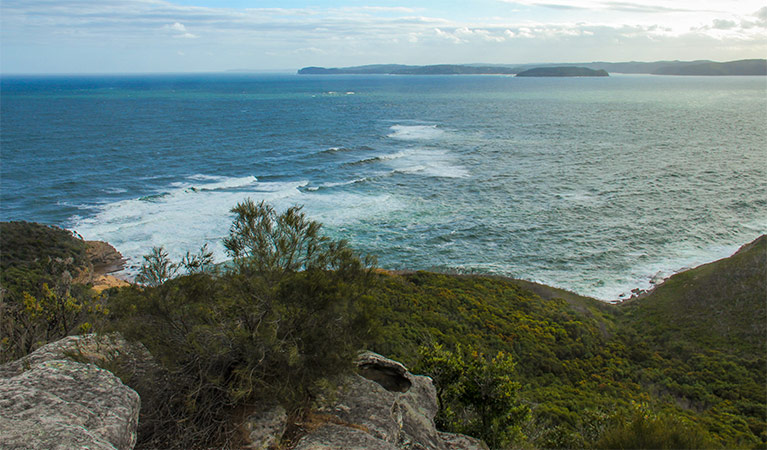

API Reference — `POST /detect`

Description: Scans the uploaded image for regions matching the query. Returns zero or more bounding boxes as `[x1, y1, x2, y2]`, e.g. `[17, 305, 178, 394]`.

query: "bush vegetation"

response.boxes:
[0, 222, 103, 362]
[366, 265, 765, 449]
[104, 200, 377, 448]
[415, 343, 530, 448]
[1, 215, 764, 449]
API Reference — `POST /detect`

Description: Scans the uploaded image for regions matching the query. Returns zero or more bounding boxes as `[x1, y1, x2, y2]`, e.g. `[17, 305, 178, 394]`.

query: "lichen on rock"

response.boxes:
[291, 351, 487, 450]
[0, 334, 141, 450]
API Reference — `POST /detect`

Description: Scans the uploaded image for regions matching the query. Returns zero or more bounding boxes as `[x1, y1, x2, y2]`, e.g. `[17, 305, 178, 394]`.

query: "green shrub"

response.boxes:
[416, 342, 530, 449]
[595, 402, 719, 449]
[107, 199, 375, 449]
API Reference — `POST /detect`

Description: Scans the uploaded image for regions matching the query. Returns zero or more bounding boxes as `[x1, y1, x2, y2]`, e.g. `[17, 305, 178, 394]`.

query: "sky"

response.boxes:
[1, 0, 765, 73]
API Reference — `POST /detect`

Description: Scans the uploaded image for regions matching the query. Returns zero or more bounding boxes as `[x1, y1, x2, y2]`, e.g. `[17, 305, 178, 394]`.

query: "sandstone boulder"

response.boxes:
[292, 351, 487, 450]
[294, 423, 400, 450]
[242, 404, 288, 450]
[439, 432, 490, 450]
[0, 334, 142, 450]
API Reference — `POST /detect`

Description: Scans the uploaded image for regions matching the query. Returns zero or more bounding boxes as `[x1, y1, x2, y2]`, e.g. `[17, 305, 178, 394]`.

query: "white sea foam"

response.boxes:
[388, 125, 445, 141]
[557, 240, 749, 301]
[384, 148, 470, 179]
[171, 175, 259, 191]
[318, 178, 369, 189]
[346, 151, 408, 166]
[187, 174, 222, 181]
[346, 148, 468, 179]
[69, 174, 400, 277]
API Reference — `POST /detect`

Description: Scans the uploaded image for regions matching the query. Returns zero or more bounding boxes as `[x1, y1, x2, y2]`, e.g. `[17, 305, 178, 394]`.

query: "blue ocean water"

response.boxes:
[1, 73, 765, 300]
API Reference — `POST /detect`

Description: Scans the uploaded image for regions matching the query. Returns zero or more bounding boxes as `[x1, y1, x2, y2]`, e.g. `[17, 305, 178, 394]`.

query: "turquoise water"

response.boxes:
[2, 73, 765, 299]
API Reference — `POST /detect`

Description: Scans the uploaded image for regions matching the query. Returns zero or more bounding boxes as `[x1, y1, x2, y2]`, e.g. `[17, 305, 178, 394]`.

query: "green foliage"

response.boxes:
[1, 280, 106, 362]
[620, 236, 767, 357]
[3, 218, 764, 450]
[181, 244, 215, 274]
[0, 221, 90, 297]
[136, 244, 215, 287]
[0, 221, 89, 273]
[595, 402, 719, 449]
[224, 200, 338, 282]
[416, 343, 530, 448]
[136, 247, 179, 287]
[367, 267, 766, 449]
[106, 199, 375, 449]
[0, 222, 104, 363]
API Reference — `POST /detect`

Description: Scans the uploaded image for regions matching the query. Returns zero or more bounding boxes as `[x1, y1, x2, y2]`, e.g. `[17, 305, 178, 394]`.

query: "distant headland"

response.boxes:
[297, 59, 766, 76]
[297, 64, 517, 75]
[515, 67, 608, 77]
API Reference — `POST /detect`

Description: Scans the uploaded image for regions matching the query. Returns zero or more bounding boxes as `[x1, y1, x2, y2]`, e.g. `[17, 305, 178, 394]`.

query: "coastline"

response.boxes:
[84, 240, 131, 292]
[118, 234, 760, 305]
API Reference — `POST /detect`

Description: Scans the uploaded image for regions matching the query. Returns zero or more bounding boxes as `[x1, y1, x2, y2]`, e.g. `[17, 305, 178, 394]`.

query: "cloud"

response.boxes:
[163, 21, 197, 38]
[434, 28, 465, 43]
[711, 19, 737, 30]
[291, 47, 326, 55]
[603, 2, 694, 13]
[433, 27, 511, 43]
[1, 0, 765, 73]
[342, 6, 419, 14]
[500, 0, 758, 14]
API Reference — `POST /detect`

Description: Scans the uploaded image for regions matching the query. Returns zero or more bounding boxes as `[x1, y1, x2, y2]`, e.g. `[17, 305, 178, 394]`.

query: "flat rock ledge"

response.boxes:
[291, 351, 488, 450]
[0, 335, 141, 450]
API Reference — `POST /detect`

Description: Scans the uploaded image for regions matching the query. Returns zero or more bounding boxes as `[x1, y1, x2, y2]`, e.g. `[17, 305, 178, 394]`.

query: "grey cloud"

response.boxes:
[2, 0, 446, 39]
[711, 19, 737, 29]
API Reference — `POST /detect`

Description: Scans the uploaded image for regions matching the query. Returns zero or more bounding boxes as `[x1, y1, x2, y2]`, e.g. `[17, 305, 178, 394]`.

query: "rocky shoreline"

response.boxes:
[84, 240, 131, 292]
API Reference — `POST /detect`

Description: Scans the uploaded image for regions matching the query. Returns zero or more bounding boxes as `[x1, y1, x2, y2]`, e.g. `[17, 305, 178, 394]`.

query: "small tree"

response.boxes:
[181, 244, 215, 274]
[417, 343, 530, 449]
[223, 199, 335, 283]
[221, 198, 376, 403]
[136, 247, 178, 287]
[137, 244, 216, 286]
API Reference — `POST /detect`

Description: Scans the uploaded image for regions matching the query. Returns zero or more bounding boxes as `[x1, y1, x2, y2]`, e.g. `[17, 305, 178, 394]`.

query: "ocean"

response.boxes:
[1, 73, 765, 300]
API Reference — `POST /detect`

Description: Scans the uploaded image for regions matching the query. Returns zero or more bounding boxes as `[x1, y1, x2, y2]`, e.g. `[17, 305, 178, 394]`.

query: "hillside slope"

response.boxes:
[369, 238, 767, 448]
[621, 235, 766, 356]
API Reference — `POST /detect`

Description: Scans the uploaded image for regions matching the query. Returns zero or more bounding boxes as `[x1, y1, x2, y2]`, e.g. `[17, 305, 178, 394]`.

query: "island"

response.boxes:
[515, 66, 609, 77]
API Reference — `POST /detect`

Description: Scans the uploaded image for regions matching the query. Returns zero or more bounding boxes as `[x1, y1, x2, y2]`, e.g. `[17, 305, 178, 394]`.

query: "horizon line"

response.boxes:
[2, 58, 765, 77]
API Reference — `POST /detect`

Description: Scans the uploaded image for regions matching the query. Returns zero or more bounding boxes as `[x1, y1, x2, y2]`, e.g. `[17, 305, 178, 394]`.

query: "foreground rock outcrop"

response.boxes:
[291, 352, 488, 450]
[1, 336, 485, 450]
[0, 335, 141, 450]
